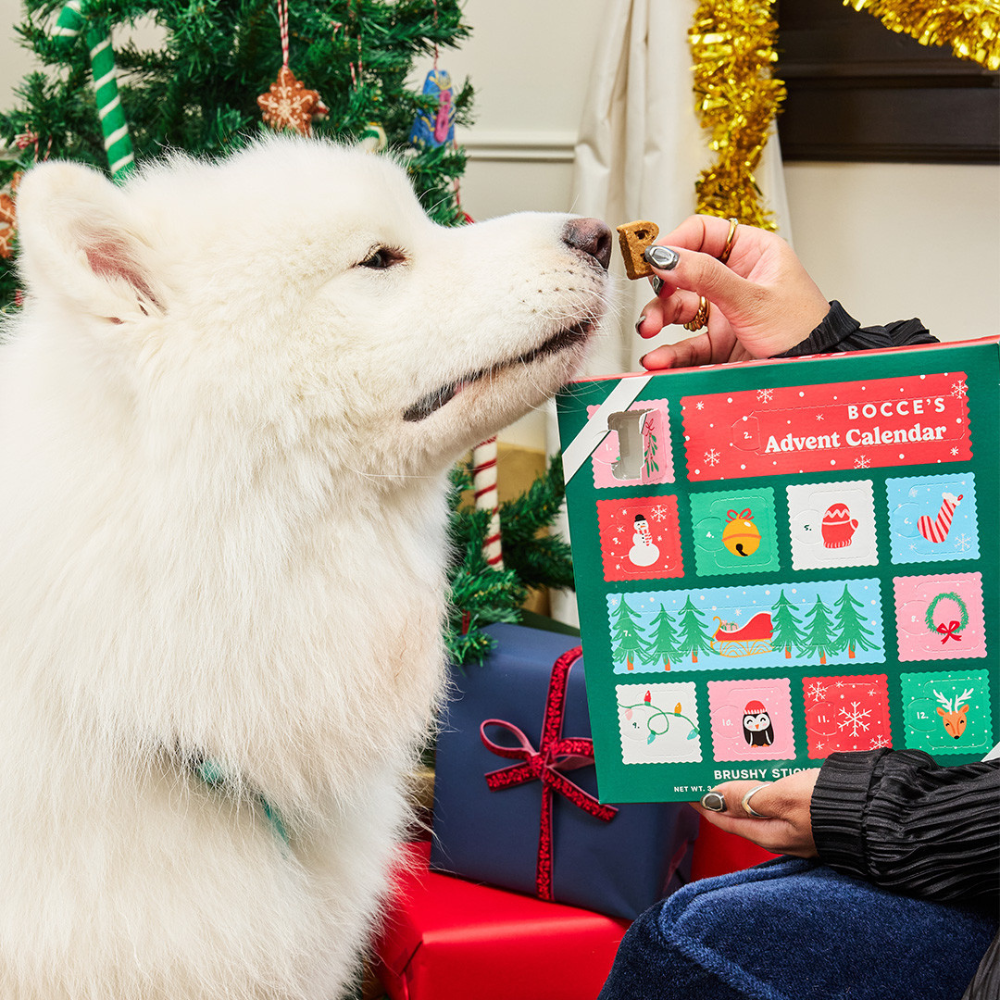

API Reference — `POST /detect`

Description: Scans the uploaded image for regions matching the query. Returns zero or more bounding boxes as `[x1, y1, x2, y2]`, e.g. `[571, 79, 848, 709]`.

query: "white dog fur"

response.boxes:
[0, 137, 609, 998]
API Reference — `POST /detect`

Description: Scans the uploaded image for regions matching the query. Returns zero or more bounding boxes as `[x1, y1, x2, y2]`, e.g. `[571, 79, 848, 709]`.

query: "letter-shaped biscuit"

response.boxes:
[616, 220, 660, 279]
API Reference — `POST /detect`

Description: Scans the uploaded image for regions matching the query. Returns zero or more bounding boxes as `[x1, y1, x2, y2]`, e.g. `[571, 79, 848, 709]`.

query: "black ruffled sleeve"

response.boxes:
[811, 748, 1000, 905]
[776, 300, 938, 357]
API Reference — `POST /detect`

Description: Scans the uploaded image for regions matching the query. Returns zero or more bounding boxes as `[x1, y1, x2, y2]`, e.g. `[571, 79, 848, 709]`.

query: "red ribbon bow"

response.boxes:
[937, 620, 963, 643]
[726, 508, 753, 522]
[480, 646, 618, 902]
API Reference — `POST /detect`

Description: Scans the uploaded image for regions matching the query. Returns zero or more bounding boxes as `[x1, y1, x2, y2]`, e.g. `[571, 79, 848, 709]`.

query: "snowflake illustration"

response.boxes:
[869, 734, 891, 750]
[756, 388, 773, 403]
[854, 454, 870, 469]
[954, 533, 972, 552]
[704, 448, 721, 467]
[696, 400, 704, 410]
[816, 413, 824, 421]
[950, 447, 959, 457]
[807, 681, 828, 702]
[649, 505, 671, 522]
[837, 701, 872, 738]
[951, 379, 968, 399]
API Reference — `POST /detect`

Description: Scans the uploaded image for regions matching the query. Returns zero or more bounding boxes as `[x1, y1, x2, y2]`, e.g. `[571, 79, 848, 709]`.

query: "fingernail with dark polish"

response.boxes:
[651, 276, 664, 295]
[644, 246, 679, 270]
[635, 316, 645, 334]
[701, 791, 727, 813]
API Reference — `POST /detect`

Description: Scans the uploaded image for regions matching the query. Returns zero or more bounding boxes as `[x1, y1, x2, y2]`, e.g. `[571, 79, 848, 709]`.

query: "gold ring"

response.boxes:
[719, 217, 739, 265]
[741, 784, 769, 819]
[683, 296, 710, 332]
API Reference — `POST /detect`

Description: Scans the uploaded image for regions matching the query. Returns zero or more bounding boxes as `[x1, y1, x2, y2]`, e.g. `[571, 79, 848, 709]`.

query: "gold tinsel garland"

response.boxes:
[688, 0, 786, 231]
[845, 0, 1000, 72]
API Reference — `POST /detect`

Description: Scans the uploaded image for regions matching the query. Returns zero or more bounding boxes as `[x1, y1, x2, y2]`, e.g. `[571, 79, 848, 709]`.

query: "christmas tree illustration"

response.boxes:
[640, 603, 679, 670]
[676, 596, 714, 665]
[831, 584, 878, 659]
[771, 589, 804, 659]
[802, 595, 838, 665]
[610, 596, 648, 671]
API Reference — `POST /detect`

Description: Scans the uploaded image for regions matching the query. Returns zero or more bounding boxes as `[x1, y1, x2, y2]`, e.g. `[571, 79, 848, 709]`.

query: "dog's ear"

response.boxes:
[15, 161, 164, 322]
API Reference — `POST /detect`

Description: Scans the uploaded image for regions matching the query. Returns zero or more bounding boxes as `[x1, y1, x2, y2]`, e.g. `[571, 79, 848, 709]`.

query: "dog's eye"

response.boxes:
[358, 247, 403, 270]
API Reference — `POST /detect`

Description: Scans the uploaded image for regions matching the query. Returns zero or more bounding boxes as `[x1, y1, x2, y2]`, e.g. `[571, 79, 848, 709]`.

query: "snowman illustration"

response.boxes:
[628, 514, 660, 567]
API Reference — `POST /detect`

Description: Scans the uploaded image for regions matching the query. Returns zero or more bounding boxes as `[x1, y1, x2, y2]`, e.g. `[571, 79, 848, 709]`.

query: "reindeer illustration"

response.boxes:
[934, 688, 973, 740]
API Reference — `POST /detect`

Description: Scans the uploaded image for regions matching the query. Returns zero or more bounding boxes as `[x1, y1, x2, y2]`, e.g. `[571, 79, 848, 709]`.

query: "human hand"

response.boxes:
[635, 215, 831, 369]
[690, 769, 821, 858]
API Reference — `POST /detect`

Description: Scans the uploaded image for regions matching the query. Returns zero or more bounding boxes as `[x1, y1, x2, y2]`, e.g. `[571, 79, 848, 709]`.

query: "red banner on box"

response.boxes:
[682, 372, 971, 481]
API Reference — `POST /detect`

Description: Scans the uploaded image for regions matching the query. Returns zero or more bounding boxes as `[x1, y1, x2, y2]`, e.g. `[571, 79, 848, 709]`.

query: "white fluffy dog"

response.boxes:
[0, 138, 610, 998]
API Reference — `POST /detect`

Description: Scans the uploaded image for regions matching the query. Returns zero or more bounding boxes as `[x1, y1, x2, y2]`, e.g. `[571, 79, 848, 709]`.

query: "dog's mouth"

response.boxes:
[402, 321, 593, 423]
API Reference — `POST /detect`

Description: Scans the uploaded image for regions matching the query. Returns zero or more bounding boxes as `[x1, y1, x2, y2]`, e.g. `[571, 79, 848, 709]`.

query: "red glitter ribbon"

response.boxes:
[937, 620, 963, 643]
[480, 646, 618, 901]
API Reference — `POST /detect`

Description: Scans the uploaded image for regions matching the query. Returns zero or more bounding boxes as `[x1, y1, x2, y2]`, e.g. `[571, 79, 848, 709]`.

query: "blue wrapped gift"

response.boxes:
[430, 622, 699, 920]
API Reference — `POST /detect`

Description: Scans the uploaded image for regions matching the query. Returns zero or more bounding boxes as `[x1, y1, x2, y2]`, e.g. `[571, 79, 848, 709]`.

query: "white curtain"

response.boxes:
[549, 0, 791, 625]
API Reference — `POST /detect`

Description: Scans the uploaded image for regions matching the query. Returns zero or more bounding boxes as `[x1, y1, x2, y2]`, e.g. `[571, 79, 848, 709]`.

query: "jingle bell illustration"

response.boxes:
[821, 503, 858, 548]
[722, 508, 761, 557]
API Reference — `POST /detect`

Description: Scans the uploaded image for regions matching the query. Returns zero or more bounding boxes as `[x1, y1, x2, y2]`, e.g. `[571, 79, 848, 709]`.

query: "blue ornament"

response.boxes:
[409, 68, 455, 149]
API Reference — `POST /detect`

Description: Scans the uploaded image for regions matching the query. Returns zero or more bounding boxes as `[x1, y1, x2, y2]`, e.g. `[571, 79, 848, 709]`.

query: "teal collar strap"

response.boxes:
[191, 757, 290, 846]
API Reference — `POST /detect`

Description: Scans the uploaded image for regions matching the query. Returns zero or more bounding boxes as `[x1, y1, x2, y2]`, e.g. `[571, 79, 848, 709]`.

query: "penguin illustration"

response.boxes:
[742, 700, 774, 747]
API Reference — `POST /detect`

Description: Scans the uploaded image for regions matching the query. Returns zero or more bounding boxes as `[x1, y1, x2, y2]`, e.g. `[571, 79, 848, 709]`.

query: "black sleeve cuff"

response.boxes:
[775, 301, 937, 358]
[810, 749, 891, 880]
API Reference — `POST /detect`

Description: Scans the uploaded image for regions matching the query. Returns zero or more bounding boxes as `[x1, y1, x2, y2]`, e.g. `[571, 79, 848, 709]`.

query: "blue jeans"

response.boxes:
[598, 858, 996, 1000]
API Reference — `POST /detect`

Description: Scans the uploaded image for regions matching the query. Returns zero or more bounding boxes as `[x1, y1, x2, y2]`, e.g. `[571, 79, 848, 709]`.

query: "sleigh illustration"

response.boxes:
[711, 613, 774, 657]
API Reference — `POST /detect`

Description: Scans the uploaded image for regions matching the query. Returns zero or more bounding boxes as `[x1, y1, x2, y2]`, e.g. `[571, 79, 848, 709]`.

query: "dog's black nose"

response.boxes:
[562, 218, 612, 271]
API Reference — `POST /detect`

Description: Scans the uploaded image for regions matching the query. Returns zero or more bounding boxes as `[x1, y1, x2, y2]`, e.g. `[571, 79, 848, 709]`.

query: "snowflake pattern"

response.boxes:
[806, 681, 829, 702]
[869, 734, 892, 750]
[954, 533, 972, 552]
[704, 448, 721, 467]
[756, 388, 773, 403]
[951, 379, 968, 399]
[854, 454, 870, 469]
[649, 505, 671, 522]
[837, 701, 872, 738]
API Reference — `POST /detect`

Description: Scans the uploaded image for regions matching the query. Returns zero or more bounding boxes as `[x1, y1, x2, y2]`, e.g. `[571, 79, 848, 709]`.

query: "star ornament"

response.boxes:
[258, 66, 328, 137]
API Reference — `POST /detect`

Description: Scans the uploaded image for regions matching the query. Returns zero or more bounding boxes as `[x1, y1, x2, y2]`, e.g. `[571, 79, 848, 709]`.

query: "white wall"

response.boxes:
[3, 0, 997, 451]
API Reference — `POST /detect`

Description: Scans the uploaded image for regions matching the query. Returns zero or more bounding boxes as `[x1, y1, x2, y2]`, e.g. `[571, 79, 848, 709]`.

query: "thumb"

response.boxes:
[644, 244, 760, 323]
[698, 780, 776, 819]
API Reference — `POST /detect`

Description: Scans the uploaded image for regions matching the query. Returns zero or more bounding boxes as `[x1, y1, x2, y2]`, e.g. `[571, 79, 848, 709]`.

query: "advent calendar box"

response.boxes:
[556, 338, 999, 803]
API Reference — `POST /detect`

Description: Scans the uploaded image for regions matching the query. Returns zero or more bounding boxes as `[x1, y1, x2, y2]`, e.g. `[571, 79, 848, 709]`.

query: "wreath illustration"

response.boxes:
[925, 592, 969, 644]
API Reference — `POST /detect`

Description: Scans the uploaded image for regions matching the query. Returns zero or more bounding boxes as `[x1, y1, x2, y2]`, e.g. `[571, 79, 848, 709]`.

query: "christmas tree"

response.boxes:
[609, 596, 647, 672]
[802, 595, 837, 665]
[770, 589, 803, 660]
[446, 455, 576, 666]
[832, 584, 878, 660]
[641, 603, 679, 670]
[0, 0, 474, 312]
[676, 595, 713, 665]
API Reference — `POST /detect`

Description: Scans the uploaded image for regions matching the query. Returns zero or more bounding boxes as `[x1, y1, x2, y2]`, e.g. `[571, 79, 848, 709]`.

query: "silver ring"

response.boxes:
[741, 784, 770, 819]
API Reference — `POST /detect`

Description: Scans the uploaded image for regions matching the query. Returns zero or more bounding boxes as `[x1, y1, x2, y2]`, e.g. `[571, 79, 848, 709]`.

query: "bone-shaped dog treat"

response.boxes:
[615, 220, 659, 279]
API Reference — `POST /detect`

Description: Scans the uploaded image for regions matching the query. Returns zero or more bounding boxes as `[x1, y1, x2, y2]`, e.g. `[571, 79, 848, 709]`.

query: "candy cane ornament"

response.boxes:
[51, 0, 135, 180]
[472, 437, 503, 569]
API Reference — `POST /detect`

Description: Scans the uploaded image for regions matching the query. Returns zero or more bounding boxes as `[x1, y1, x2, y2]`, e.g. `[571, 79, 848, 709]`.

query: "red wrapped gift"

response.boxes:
[373, 841, 629, 1000]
